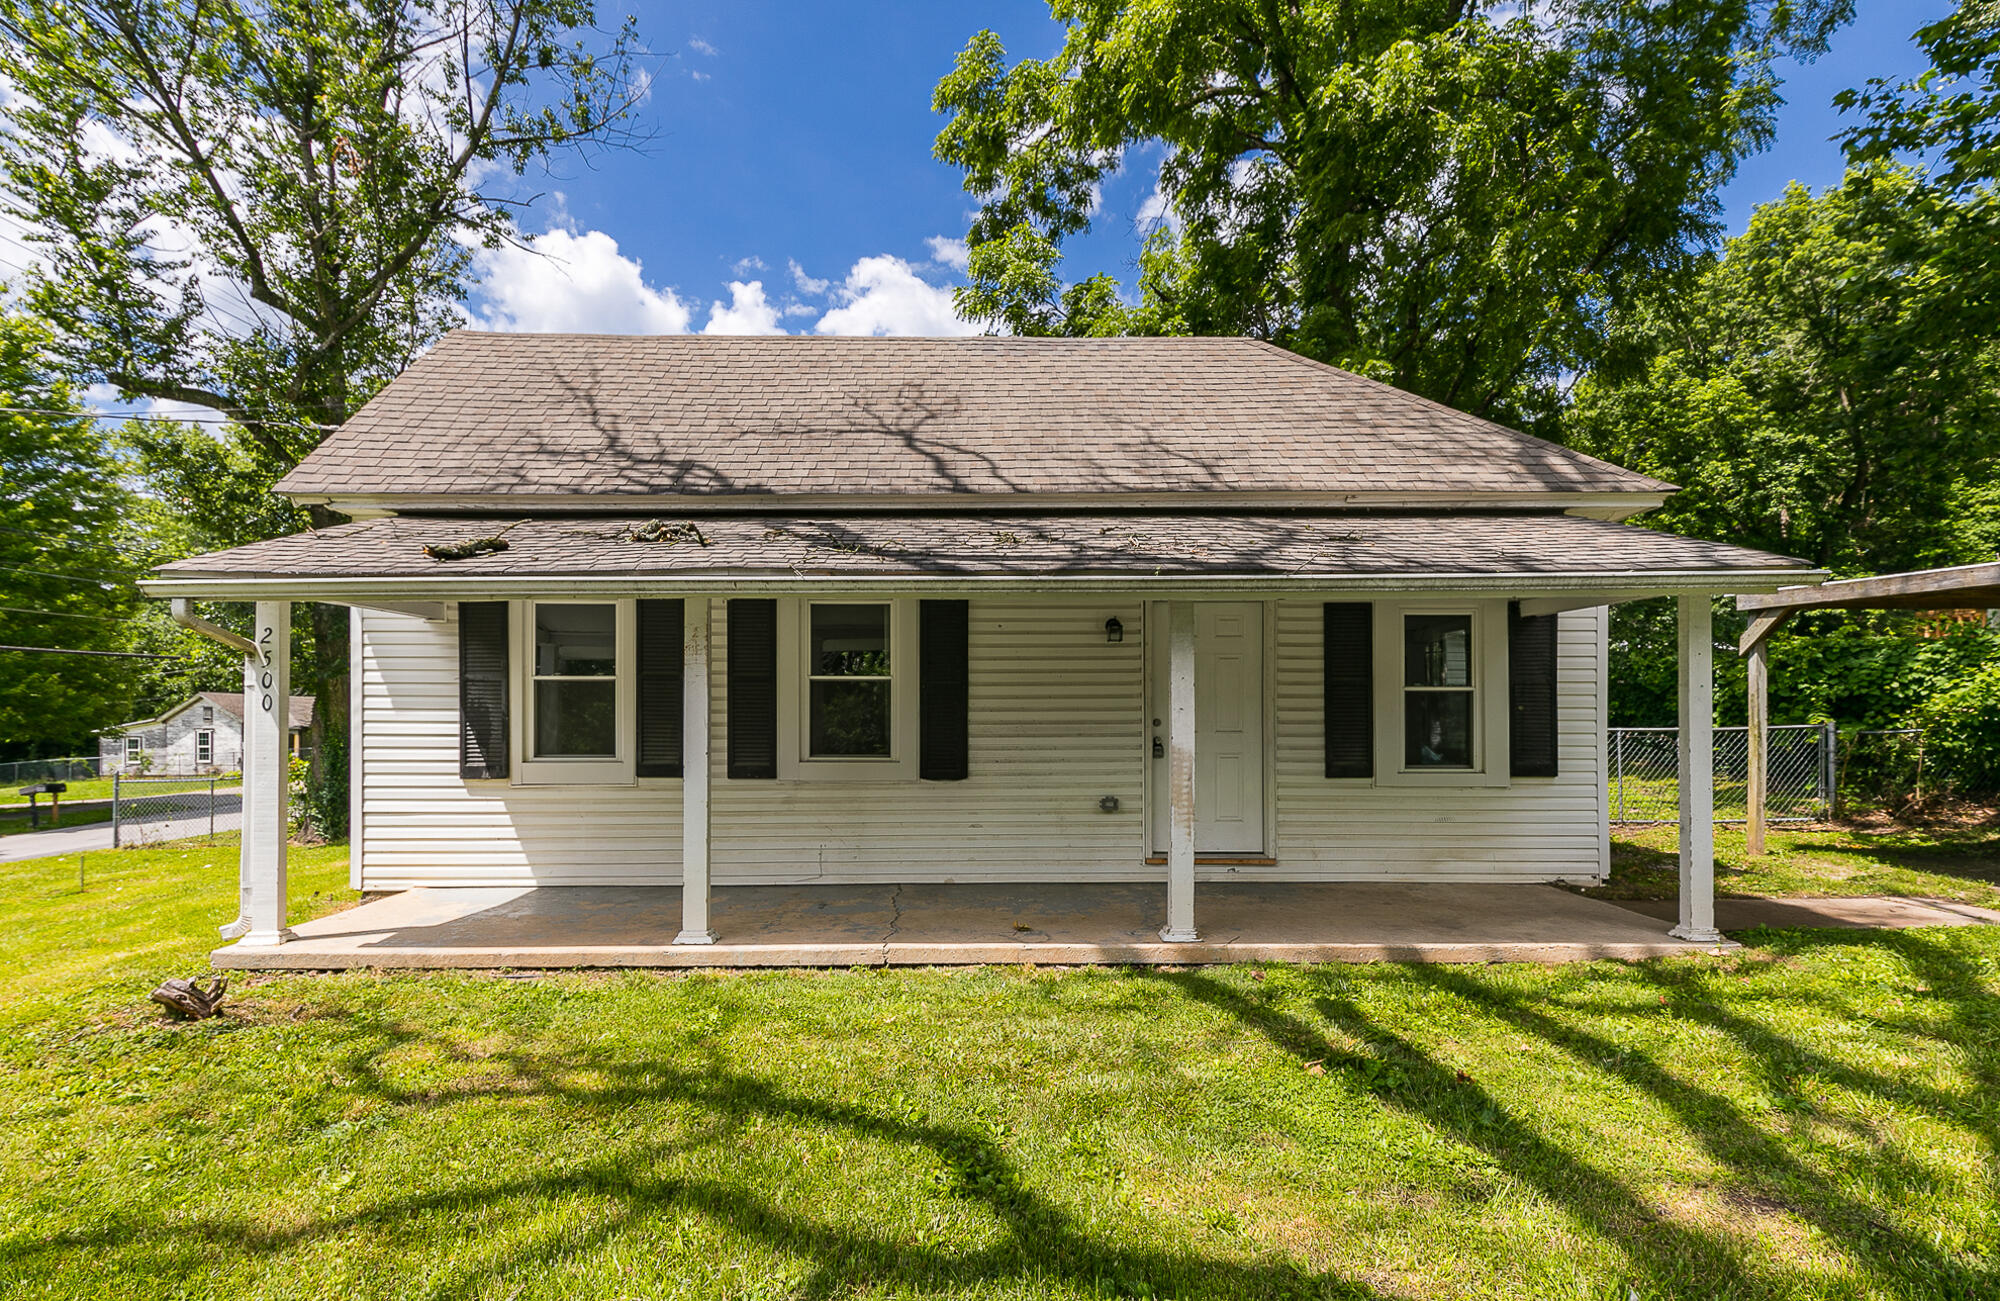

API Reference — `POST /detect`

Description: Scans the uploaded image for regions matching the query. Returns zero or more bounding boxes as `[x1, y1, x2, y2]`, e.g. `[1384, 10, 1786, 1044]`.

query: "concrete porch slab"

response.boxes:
[212, 882, 1728, 970]
[1610, 894, 2000, 931]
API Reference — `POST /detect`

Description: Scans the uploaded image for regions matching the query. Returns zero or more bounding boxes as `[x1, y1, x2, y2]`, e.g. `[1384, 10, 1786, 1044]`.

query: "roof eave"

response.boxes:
[143, 566, 1825, 603]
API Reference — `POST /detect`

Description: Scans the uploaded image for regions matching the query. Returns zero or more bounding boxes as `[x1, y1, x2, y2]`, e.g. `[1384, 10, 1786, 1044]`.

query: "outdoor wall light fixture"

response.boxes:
[1104, 616, 1123, 643]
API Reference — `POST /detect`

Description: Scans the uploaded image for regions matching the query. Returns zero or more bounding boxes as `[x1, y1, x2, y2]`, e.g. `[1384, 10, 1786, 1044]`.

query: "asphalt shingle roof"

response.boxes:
[156, 513, 1804, 582]
[275, 333, 1671, 500]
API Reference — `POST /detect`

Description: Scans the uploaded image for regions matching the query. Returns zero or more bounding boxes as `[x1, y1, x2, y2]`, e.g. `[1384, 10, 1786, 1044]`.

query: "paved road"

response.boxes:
[0, 790, 242, 864]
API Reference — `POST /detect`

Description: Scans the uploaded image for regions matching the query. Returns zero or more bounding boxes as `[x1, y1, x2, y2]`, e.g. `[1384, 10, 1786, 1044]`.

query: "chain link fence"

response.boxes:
[1608, 723, 1834, 824]
[0, 755, 103, 788]
[111, 775, 242, 847]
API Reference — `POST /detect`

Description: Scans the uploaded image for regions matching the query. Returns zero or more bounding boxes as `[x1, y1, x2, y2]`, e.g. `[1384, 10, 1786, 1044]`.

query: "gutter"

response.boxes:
[143, 568, 1831, 602]
[170, 598, 258, 656]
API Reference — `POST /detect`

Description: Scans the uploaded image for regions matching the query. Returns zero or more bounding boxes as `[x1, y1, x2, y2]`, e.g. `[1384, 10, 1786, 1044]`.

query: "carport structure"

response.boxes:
[1738, 561, 2000, 852]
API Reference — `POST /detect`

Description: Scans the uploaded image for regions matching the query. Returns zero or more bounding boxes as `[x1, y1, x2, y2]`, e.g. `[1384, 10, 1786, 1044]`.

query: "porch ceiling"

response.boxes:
[148, 511, 1819, 598]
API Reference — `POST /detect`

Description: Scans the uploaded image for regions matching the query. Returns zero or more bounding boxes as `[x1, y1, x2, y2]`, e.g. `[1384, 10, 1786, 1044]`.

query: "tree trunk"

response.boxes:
[303, 501, 351, 838]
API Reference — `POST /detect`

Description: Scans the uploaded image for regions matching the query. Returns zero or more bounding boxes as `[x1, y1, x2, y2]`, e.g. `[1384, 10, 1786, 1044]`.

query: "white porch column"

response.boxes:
[676, 597, 717, 944]
[1673, 593, 1721, 943]
[239, 600, 293, 947]
[1746, 638, 1769, 857]
[1160, 601, 1199, 942]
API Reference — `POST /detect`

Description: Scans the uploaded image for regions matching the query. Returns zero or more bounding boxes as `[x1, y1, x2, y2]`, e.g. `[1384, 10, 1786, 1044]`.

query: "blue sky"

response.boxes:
[466, 1, 1956, 336]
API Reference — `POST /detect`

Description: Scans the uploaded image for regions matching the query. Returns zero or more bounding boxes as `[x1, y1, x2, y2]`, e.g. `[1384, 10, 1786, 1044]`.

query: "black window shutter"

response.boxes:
[727, 599, 778, 779]
[1508, 604, 1560, 778]
[458, 601, 510, 780]
[1323, 603, 1373, 779]
[919, 599, 970, 781]
[636, 599, 685, 778]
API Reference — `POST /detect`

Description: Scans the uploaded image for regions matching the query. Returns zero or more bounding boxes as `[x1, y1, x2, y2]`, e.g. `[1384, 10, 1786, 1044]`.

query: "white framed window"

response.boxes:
[125, 736, 142, 767]
[1372, 600, 1509, 787]
[511, 599, 637, 785]
[195, 729, 213, 765]
[776, 598, 918, 780]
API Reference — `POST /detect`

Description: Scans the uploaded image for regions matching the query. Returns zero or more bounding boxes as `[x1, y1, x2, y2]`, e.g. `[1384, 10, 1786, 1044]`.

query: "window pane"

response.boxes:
[811, 604, 890, 677]
[1406, 693, 1474, 768]
[535, 680, 617, 757]
[535, 604, 617, 676]
[810, 680, 891, 757]
[1405, 614, 1473, 687]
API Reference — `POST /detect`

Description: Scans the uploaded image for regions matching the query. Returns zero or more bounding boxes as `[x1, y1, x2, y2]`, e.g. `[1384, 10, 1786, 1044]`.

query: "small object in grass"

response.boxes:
[1304, 1060, 1325, 1076]
[1251, 969, 1264, 981]
[150, 976, 227, 1019]
[1455, 1069, 1472, 1082]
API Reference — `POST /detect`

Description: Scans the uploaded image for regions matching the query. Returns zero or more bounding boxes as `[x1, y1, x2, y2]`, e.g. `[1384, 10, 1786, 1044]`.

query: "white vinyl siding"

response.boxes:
[1266, 601, 1608, 882]
[354, 598, 1609, 890]
[711, 599, 1150, 883]
[356, 608, 680, 888]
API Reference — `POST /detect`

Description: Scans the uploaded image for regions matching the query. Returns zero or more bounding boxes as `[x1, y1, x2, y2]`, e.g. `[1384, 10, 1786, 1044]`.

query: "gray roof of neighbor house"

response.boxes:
[273, 332, 1673, 503]
[114, 692, 315, 732]
[151, 513, 1810, 589]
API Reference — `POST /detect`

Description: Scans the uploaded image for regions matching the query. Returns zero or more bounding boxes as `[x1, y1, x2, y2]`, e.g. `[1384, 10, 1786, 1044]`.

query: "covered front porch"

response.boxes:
[209, 880, 1723, 969]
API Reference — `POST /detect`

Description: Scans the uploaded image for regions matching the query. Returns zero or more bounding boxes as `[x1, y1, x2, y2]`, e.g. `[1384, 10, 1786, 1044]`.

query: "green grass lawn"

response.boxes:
[1, 773, 242, 808]
[1, 838, 1996, 1299]
[1597, 822, 2000, 908]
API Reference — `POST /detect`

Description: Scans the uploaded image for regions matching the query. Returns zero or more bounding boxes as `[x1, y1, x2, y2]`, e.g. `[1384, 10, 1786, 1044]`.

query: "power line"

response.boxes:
[0, 404, 338, 430]
[0, 604, 128, 622]
[0, 644, 176, 659]
[0, 563, 128, 585]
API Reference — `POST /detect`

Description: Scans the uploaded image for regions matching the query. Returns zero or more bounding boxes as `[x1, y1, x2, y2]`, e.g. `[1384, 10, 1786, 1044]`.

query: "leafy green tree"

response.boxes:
[1839, 0, 2000, 199]
[933, 0, 1852, 430]
[0, 311, 142, 758]
[0, 0, 651, 829]
[1565, 171, 2000, 575]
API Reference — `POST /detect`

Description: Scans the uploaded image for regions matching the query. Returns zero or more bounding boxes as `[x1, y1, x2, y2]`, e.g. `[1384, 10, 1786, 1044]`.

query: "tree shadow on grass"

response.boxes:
[1392, 958, 1993, 1298]
[0, 1015, 1386, 1301]
[1151, 961, 1995, 1301]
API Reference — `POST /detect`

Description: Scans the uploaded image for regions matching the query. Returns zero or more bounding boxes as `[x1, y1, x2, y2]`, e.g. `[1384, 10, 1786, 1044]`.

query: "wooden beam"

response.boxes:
[1739, 561, 2000, 613]
[1738, 609, 1794, 656]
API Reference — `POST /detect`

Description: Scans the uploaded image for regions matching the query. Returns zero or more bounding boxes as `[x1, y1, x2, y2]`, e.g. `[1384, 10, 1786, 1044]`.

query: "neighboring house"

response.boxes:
[145, 333, 1820, 951]
[100, 692, 313, 774]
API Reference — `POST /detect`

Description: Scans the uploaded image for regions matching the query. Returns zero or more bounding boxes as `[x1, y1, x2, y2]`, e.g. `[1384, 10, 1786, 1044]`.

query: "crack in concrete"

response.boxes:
[881, 882, 904, 964]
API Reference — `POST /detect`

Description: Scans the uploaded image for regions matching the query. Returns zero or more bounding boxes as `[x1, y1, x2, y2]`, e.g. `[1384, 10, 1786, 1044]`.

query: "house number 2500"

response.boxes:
[257, 624, 276, 713]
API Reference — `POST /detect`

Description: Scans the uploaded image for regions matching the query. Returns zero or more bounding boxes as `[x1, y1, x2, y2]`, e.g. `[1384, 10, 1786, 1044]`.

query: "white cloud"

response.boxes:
[814, 255, 978, 338]
[1136, 185, 1180, 234]
[788, 258, 829, 295]
[470, 228, 692, 334]
[782, 302, 818, 318]
[688, 36, 717, 56]
[702, 280, 785, 335]
[730, 254, 767, 276]
[924, 236, 970, 271]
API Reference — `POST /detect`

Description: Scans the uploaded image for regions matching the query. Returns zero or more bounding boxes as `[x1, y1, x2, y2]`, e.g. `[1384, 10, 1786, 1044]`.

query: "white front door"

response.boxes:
[1194, 603, 1264, 854]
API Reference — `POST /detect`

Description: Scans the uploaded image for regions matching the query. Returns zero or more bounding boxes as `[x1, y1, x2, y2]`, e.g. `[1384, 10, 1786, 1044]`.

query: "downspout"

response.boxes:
[170, 599, 260, 938]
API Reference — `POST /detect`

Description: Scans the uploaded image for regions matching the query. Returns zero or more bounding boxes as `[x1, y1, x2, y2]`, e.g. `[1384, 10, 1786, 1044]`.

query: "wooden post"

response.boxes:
[238, 600, 293, 947]
[1746, 639, 1769, 856]
[1160, 602, 1200, 943]
[676, 597, 717, 944]
[1672, 594, 1720, 943]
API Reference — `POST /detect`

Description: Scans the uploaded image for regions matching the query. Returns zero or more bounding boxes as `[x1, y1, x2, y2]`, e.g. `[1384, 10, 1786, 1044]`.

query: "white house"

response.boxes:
[98, 691, 313, 774]
[143, 333, 1820, 959]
